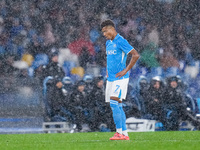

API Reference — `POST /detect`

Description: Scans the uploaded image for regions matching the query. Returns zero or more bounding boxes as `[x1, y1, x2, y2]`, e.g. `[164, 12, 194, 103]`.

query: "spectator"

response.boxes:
[62, 76, 73, 98]
[53, 11, 68, 47]
[140, 42, 160, 68]
[68, 80, 89, 131]
[42, 23, 56, 47]
[10, 18, 23, 38]
[27, 33, 44, 57]
[159, 24, 173, 46]
[88, 76, 114, 131]
[181, 41, 195, 66]
[60, 76, 75, 123]
[83, 75, 94, 94]
[0, 0, 7, 18]
[1, 54, 18, 77]
[79, 47, 92, 70]
[42, 50, 65, 80]
[175, 75, 197, 115]
[94, 37, 107, 68]
[163, 76, 200, 130]
[147, 25, 159, 47]
[136, 75, 150, 116]
[42, 50, 66, 121]
[144, 76, 166, 125]
[67, 30, 95, 58]
[159, 44, 180, 70]
[0, 31, 7, 55]
[0, 16, 5, 34]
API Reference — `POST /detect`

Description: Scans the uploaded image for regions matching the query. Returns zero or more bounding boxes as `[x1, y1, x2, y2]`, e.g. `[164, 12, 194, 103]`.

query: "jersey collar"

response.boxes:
[111, 33, 120, 42]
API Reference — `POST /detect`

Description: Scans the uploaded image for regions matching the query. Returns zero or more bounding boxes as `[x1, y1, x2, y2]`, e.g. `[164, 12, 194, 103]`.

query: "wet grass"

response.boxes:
[0, 131, 200, 150]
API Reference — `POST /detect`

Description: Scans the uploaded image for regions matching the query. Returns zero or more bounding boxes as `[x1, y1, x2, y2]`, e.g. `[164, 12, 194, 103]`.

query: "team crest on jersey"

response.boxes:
[113, 44, 117, 47]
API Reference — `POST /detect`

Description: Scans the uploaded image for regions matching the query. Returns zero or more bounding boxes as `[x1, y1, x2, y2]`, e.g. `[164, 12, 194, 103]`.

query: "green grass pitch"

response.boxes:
[0, 131, 200, 150]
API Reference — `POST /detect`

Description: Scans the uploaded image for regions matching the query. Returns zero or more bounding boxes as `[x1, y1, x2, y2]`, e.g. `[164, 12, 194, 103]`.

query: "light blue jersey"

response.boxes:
[106, 34, 133, 81]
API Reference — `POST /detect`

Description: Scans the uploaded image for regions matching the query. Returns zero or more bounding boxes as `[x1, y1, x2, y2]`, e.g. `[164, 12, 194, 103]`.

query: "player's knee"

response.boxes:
[110, 96, 121, 103]
[110, 96, 119, 100]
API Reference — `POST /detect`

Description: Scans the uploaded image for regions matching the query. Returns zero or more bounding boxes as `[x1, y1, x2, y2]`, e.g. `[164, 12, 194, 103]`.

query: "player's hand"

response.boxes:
[116, 69, 127, 79]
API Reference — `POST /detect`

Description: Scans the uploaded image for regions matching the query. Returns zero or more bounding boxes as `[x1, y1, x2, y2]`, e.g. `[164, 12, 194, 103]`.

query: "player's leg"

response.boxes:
[109, 79, 131, 140]
[119, 103, 129, 140]
[106, 80, 124, 140]
[110, 80, 124, 134]
[110, 98, 122, 134]
[119, 78, 130, 139]
[118, 103, 127, 133]
[109, 100, 130, 140]
[109, 97, 126, 140]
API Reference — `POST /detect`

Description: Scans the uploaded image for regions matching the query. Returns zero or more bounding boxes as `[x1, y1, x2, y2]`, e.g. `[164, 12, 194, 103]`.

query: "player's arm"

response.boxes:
[116, 49, 140, 78]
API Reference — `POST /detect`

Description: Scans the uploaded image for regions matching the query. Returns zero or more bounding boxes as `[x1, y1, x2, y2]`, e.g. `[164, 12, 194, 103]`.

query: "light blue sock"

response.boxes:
[119, 103, 127, 131]
[110, 100, 122, 129]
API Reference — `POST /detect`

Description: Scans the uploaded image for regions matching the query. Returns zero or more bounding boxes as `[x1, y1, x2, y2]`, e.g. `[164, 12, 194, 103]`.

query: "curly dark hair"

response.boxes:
[100, 19, 115, 30]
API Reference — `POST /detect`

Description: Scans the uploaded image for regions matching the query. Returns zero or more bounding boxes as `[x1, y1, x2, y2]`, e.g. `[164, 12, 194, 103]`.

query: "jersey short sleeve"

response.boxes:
[118, 38, 133, 54]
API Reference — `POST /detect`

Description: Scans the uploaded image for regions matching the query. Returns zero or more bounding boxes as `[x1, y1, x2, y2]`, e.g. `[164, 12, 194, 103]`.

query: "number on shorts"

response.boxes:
[114, 85, 120, 93]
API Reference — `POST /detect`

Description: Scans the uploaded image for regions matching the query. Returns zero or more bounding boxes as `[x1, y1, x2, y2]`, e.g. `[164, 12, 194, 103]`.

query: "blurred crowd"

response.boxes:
[137, 75, 200, 131]
[44, 75, 116, 132]
[44, 73, 200, 132]
[0, 0, 199, 79]
[0, 0, 200, 131]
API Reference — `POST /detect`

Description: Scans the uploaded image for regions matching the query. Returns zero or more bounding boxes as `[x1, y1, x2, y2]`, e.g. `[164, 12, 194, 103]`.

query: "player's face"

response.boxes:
[102, 26, 115, 40]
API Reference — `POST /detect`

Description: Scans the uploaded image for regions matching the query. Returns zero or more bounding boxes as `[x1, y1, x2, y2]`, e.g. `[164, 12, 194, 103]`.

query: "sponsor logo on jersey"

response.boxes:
[107, 50, 117, 55]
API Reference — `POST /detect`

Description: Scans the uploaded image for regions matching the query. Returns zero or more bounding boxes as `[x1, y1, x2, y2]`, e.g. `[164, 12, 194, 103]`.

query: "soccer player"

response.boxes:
[101, 20, 140, 140]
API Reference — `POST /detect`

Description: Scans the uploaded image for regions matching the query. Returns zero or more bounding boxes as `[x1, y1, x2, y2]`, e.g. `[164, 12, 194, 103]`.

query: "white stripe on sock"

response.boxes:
[123, 130, 128, 136]
[117, 128, 122, 134]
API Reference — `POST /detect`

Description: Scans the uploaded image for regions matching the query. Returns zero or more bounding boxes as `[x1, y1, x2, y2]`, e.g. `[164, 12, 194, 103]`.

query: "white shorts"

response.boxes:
[105, 78, 129, 102]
